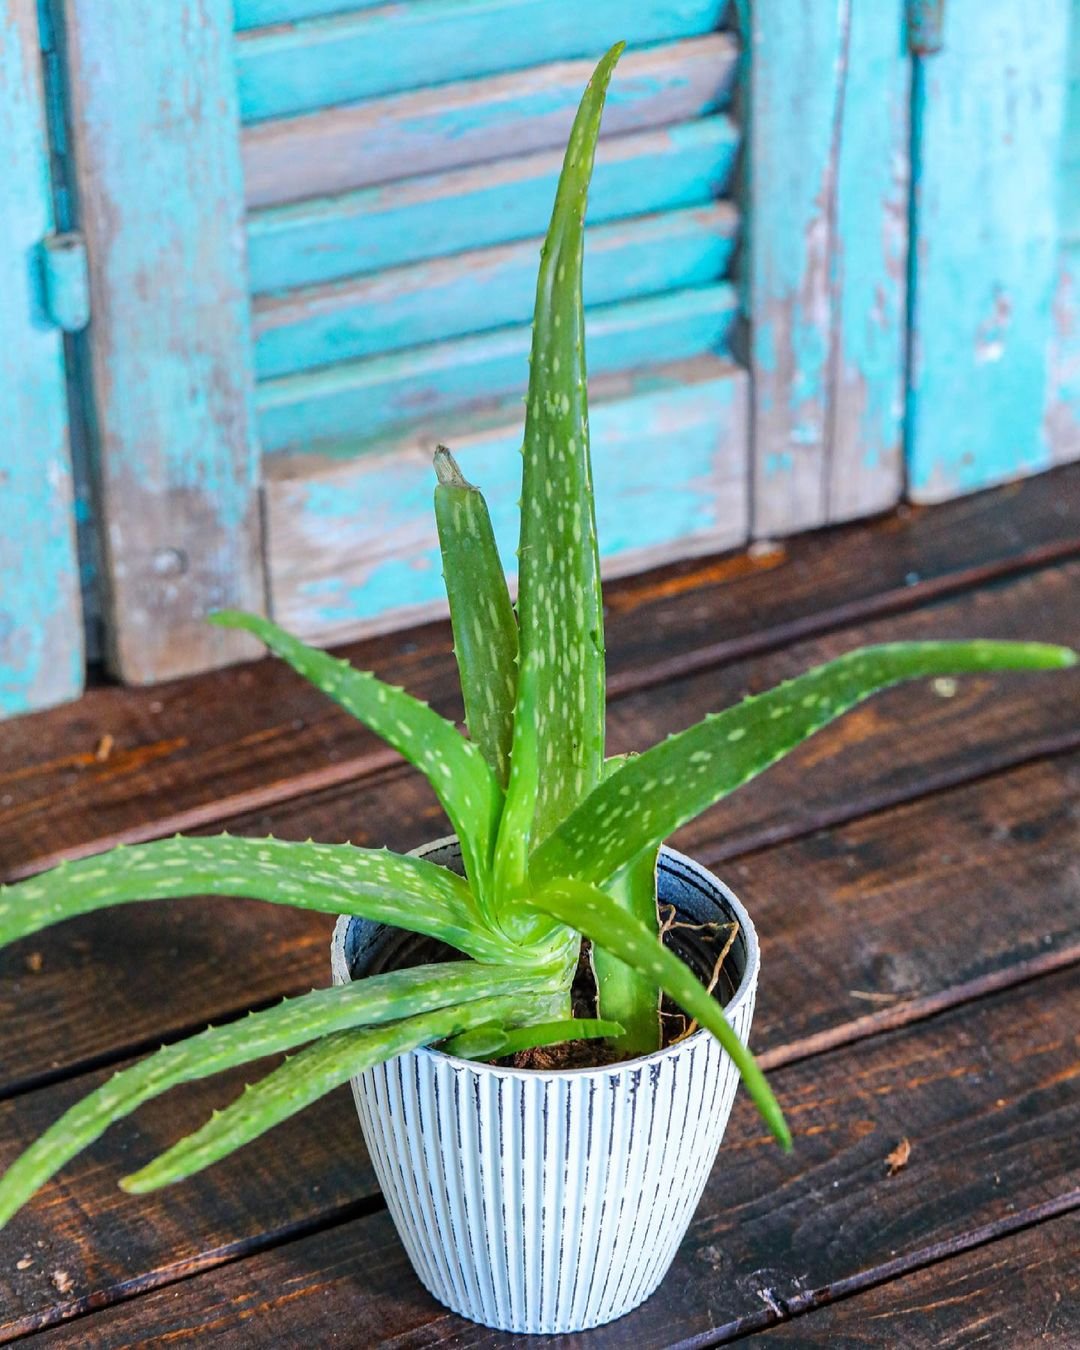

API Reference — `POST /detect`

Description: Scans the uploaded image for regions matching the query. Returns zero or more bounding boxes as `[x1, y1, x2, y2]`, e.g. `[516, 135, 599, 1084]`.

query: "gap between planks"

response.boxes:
[710, 1190, 1080, 1345]
[6, 536, 1078, 885]
[9, 962, 1079, 1344]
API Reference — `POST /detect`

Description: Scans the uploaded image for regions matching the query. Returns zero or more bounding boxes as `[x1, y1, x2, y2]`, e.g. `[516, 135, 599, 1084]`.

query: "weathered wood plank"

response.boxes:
[0, 0, 82, 716]
[241, 36, 737, 207]
[235, 0, 727, 123]
[8, 962, 1078, 1342]
[755, 1210, 1080, 1345]
[746, 0, 908, 535]
[61, 0, 265, 683]
[253, 205, 738, 377]
[1044, 241, 1080, 468]
[825, 0, 909, 523]
[2, 464, 1077, 884]
[907, 1, 1071, 502]
[247, 117, 739, 293]
[265, 358, 749, 643]
[234, 0, 384, 30]
[255, 285, 739, 453]
[1, 562, 1076, 1094]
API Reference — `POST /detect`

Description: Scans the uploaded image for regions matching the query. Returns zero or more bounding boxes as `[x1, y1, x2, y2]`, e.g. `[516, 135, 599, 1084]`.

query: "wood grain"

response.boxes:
[252, 205, 738, 378]
[0, 0, 82, 716]
[246, 116, 739, 293]
[255, 284, 739, 454]
[2, 555, 1077, 1101]
[235, 0, 727, 123]
[10, 964, 1078, 1343]
[241, 36, 737, 206]
[2, 465, 1076, 884]
[745, 0, 908, 535]
[754, 1209, 1080, 1345]
[60, 0, 264, 683]
[265, 358, 749, 645]
[907, 1, 1070, 502]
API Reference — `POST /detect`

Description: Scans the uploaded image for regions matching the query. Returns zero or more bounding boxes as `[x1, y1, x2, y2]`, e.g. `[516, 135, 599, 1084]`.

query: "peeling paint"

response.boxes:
[0, 0, 82, 716]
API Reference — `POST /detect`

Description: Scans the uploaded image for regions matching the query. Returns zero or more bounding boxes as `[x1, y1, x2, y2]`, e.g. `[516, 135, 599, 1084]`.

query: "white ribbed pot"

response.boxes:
[330, 839, 759, 1335]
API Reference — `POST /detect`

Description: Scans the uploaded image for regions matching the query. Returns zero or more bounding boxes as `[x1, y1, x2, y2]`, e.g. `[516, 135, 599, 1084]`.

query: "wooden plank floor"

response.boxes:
[1, 465, 1077, 1346]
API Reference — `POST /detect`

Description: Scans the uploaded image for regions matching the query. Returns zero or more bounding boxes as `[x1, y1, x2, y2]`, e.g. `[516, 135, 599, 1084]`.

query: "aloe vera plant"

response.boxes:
[0, 43, 1074, 1230]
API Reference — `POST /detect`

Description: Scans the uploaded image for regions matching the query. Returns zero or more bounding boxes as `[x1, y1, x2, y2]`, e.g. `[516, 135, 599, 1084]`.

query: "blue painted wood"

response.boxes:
[40, 231, 89, 332]
[253, 205, 738, 378]
[247, 117, 739, 294]
[907, 0, 1071, 502]
[256, 285, 739, 454]
[265, 359, 749, 644]
[242, 35, 736, 207]
[745, 0, 839, 535]
[746, 0, 908, 535]
[0, 0, 83, 717]
[827, 0, 908, 522]
[234, 0, 385, 31]
[61, 0, 265, 682]
[236, 0, 727, 123]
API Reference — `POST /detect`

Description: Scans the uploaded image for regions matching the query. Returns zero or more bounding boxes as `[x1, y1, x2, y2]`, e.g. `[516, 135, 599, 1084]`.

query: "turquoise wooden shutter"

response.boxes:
[232, 0, 751, 645]
[741, 0, 910, 536]
[0, 0, 82, 715]
[907, 0, 1080, 499]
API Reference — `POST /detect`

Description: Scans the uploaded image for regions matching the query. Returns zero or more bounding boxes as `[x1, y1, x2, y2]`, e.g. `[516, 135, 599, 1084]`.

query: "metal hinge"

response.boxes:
[40, 231, 90, 332]
[907, 0, 945, 55]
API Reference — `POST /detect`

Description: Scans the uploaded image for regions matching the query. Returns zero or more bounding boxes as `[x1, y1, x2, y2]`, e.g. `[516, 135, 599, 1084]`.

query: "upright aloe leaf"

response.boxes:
[0, 835, 517, 964]
[0, 962, 544, 1227]
[121, 988, 567, 1193]
[511, 42, 624, 841]
[533, 640, 1078, 887]
[211, 610, 501, 904]
[527, 878, 791, 1149]
[592, 754, 662, 1054]
[433, 446, 518, 788]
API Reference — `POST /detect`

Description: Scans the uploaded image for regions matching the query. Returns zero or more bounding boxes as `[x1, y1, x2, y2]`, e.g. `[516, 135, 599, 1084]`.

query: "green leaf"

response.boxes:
[0, 834, 517, 965]
[493, 650, 541, 906]
[593, 845, 661, 1055]
[527, 879, 791, 1149]
[440, 1017, 623, 1060]
[121, 989, 566, 1193]
[0, 962, 546, 1228]
[210, 610, 502, 904]
[433, 447, 519, 789]
[512, 44, 624, 841]
[533, 640, 1078, 887]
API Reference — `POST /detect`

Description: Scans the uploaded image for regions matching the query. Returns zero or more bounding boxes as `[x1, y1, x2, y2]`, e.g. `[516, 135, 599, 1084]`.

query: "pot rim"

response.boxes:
[331, 836, 759, 1082]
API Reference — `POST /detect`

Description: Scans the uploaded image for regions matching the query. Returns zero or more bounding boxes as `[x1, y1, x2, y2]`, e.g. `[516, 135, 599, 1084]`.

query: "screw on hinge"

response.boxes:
[40, 231, 90, 332]
[908, 0, 945, 55]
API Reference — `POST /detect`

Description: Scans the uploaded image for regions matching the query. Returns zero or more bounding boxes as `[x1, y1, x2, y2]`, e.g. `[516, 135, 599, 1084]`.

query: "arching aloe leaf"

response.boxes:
[121, 989, 566, 1193]
[533, 640, 1078, 888]
[511, 43, 624, 841]
[493, 651, 542, 914]
[526, 878, 790, 1149]
[0, 835, 516, 964]
[434, 447, 518, 789]
[441, 1017, 623, 1060]
[211, 610, 501, 903]
[0, 963, 545, 1228]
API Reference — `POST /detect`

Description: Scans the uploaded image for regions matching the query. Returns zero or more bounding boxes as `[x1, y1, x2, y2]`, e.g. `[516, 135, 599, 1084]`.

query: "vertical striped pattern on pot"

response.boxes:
[332, 843, 760, 1335]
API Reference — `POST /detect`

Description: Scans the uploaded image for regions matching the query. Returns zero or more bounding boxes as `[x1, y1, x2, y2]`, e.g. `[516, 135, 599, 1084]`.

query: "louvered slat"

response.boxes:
[253, 205, 737, 379]
[247, 116, 738, 294]
[256, 285, 738, 454]
[265, 357, 748, 646]
[234, 0, 384, 31]
[236, 0, 727, 122]
[242, 36, 735, 207]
